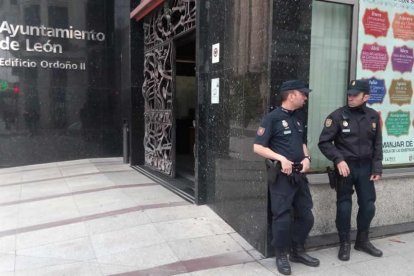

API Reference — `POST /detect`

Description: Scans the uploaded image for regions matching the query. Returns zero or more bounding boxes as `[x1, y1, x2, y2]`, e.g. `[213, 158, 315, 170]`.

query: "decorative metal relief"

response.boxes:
[141, 0, 195, 176]
[143, 0, 196, 50]
[143, 42, 173, 175]
[170, 0, 196, 36]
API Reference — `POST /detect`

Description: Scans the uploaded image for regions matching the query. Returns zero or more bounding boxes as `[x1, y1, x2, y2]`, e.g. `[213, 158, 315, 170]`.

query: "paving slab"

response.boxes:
[0, 158, 413, 276]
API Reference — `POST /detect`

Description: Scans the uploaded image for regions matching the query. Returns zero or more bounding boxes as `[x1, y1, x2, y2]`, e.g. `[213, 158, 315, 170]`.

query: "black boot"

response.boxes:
[338, 232, 351, 261]
[275, 252, 291, 275]
[354, 231, 383, 257]
[289, 246, 320, 267]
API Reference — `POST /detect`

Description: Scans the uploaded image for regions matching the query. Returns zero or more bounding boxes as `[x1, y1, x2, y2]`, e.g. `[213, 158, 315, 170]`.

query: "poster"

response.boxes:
[358, 0, 414, 164]
[211, 78, 220, 104]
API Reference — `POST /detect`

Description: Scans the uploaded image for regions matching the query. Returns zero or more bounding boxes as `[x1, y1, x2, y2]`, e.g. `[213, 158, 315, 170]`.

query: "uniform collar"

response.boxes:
[347, 103, 367, 114]
[280, 106, 294, 115]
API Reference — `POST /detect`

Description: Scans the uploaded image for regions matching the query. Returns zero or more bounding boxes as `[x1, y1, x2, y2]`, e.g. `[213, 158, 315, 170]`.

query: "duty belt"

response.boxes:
[289, 162, 306, 185]
[292, 162, 303, 173]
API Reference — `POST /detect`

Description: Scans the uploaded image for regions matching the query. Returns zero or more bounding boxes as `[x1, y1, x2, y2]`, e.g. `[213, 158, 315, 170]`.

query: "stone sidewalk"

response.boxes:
[0, 158, 413, 275]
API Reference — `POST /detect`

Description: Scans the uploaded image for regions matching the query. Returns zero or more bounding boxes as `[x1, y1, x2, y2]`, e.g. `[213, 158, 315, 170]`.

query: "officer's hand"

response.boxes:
[370, 175, 381, 182]
[337, 161, 350, 177]
[280, 157, 293, 175]
[300, 158, 310, 173]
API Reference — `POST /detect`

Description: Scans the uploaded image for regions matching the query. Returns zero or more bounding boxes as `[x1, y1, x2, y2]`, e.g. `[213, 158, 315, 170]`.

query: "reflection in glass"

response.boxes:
[0, 0, 123, 167]
[308, 1, 352, 170]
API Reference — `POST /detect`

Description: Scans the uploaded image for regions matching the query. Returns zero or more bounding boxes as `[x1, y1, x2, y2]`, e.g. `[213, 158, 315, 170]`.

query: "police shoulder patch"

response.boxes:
[325, 118, 332, 128]
[257, 127, 265, 136]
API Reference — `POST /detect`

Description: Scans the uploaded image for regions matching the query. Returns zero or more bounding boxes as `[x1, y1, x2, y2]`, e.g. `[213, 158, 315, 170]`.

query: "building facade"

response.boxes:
[130, 0, 414, 256]
[1, 0, 414, 258]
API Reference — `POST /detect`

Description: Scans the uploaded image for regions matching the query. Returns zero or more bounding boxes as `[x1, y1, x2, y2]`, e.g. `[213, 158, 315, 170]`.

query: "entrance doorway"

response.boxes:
[175, 33, 196, 186]
[134, 0, 196, 202]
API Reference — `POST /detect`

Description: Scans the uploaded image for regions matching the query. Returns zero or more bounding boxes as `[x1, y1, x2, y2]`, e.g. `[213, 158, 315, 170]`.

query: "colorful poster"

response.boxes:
[363, 8, 390, 38]
[358, 0, 414, 165]
[391, 45, 414, 73]
[360, 43, 389, 71]
[367, 77, 386, 104]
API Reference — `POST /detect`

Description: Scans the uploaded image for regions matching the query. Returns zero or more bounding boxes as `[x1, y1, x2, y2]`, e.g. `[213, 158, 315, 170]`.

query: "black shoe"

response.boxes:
[276, 254, 291, 275]
[354, 241, 383, 257]
[338, 242, 351, 261]
[289, 248, 320, 267]
[355, 231, 383, 257]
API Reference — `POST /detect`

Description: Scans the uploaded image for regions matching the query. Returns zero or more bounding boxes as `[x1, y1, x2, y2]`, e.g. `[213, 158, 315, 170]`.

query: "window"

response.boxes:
[307, 0, 354, 170]
[24, 5, 40, 25]
[48, 6, 69, 47]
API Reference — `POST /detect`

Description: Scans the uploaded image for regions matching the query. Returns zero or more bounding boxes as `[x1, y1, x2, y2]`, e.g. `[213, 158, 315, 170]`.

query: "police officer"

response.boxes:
[254, 80, 320, 275]
[318, 79, 383, 261]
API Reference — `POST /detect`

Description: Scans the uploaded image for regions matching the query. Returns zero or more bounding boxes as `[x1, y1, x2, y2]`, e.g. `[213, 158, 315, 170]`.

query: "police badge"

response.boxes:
[325, 118, 332, 128]
[257, 127, 265, 136]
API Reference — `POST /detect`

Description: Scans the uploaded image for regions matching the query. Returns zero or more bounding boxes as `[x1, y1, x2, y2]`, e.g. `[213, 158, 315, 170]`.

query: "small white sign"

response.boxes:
[211, 78, 219, 104]
[212, 43, 220, 63]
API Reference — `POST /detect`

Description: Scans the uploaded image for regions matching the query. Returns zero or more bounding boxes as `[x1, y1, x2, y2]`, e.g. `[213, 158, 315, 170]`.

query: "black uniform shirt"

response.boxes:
[318, 104, 383, 174]
[255, 107, 306, 163]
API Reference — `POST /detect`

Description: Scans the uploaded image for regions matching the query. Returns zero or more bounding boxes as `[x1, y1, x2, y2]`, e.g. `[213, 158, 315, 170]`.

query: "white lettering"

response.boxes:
[26, 39, 63, 54]
[39, 60, 84, 70]
[0, 58, 37, 68]
[0, 20, 106, 41]
[0, 36, 20, 50]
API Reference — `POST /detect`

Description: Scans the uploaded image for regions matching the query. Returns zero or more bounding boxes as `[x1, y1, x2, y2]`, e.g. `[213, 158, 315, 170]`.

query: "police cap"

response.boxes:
[280, 80, 312, 94]
[347, 79, 370, 96]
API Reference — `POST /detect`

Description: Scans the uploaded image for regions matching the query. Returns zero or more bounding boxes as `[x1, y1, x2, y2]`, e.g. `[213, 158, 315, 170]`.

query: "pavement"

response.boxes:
[1, 158, 414, 275]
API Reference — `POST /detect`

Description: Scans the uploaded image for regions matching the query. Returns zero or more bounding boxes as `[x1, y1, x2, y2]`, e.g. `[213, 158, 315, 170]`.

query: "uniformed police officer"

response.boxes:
[254, 80, 320, 275]
[318, 79, 383, 261]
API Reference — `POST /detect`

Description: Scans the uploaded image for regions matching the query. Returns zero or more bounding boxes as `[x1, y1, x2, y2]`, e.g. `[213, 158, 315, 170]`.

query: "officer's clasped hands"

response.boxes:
[280, 157, 310, 175]
[300, 158, 311, 173]
[280, 157, 293, 175]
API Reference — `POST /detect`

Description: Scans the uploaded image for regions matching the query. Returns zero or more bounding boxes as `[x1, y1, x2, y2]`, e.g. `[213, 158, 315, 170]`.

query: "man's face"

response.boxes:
[347, 92, 369, 107]
[292, 90, 308, 108]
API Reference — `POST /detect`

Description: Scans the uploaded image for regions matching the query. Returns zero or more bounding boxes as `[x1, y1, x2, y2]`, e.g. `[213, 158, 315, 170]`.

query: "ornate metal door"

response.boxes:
[142, 0, 196, 177]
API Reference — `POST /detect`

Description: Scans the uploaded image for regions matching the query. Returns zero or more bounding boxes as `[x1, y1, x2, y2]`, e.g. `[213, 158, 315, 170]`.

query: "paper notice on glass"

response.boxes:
[212, 43, 220, 63]
[211, 78, 219, 104]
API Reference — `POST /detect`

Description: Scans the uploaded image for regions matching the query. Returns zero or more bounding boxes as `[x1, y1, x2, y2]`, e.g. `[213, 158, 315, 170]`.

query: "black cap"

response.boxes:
[280, 80, 312, 94]
[347, 79, 370, 95]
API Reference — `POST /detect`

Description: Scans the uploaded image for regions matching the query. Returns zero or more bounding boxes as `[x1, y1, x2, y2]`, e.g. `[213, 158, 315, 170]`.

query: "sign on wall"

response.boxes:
[212, 43, 220, 64]
[0, 1, 124, 168]
[358, 0, 414, 164]
[0, 21, 106, 71]
[211, 78, 219, 104]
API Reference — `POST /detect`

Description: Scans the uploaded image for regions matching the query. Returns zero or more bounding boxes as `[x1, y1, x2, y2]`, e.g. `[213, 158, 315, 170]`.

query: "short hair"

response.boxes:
[280, 90, 294, 102]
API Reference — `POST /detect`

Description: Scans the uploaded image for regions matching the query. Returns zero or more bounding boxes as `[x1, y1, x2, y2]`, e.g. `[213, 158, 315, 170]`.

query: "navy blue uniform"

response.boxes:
[318, 104, 382, 234]
[255, 107, 314, 253]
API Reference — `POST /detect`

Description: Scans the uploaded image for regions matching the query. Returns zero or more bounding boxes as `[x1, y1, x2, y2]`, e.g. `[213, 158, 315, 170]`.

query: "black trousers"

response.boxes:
[269, 172, 314, 253]
[336, 160, 376, 234]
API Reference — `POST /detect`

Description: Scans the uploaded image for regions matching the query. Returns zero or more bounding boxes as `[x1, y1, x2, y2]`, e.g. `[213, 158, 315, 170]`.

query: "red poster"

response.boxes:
[363, 8, 390, 37]
[360, 43, 389, 72]
[393, 12, 414, 41]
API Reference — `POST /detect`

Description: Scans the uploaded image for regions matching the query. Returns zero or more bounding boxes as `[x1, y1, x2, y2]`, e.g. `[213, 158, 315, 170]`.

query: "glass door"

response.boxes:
[307, 0, 358, 170]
